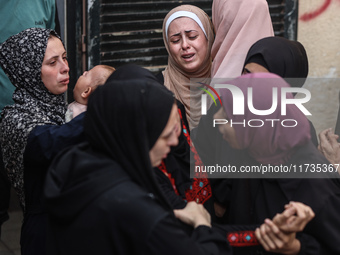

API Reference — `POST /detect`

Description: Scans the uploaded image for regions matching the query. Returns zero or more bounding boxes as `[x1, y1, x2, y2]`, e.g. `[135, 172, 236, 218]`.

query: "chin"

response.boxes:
[183, 64, 200, 74]
[58, 86, 68, 94]
[152, 159, 162, 167]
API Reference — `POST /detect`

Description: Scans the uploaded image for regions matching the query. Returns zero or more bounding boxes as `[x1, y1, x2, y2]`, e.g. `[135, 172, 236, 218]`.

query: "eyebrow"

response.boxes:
[165, 122, 179, 138]
[243, 67, 251, 74]
[169, 30, 198, 38]
[44, 51, 67, 61]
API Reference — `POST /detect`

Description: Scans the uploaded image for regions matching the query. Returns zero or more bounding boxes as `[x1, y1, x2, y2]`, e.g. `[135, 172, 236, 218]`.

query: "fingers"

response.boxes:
[277, 202, 314, 233]
[262, 219, 284, 250]
[272, 205, 296, 228]
[255, 220, 284, 252]
[326, 130, 339, 148]
[318, 129, 340, 168]
[318, 129, 332, 154]
[256, 219, 300, 254]
[319, 128, 339, 153]
[287, 202, 314, 228]
[255, 226, 272, 251]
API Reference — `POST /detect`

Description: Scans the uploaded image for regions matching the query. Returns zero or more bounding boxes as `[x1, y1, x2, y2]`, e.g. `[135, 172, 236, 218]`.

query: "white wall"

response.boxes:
[298, 0, 340, 136]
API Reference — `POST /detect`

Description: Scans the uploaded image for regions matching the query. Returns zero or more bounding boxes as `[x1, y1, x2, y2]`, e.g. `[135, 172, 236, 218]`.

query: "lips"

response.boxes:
[60, 78, 69, 85]
[162, 148, 171, 159]
[182, 53, 195, 61]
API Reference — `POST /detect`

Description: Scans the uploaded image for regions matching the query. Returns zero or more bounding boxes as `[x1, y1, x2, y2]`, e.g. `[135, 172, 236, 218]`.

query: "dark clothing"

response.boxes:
[155, 111, 214, 210]
[244, 36, 308, 88]
[155, 159, 189, 209]
[45, 143, 230, 255]
[193, 101, 318, 204]
[220, 142, 340, 254]
[193, 100, 318, 173]
[21, 113, 85, 255]
[45, 71, 230, 255]
[110, 66, 214, 211]
[155, 71, 214, 213]
[193, 102, 338, 254]
[156, 71, 190, 130]
[108, 66, 194, 208]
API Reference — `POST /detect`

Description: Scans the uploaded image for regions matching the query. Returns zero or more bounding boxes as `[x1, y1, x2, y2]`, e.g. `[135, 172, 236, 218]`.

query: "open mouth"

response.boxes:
[182, 53, 195, 60]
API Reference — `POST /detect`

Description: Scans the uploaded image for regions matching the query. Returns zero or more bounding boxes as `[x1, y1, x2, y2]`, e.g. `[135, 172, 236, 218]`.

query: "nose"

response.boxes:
[181, 37, 190, 50]
[61, 60, 70, 73]
[168, 132, 179, 147]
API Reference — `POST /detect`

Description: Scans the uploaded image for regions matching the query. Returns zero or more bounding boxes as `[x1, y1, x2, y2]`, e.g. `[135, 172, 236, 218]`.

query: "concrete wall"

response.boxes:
[298, 0, 340, 137]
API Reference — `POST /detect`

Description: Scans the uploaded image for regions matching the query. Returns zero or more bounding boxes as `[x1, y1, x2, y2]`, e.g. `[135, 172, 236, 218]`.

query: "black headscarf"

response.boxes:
[107, 65, 193, 202]
[107, 64, 160, 84]
[0, 28, 67, 209]
[244, 36, 309, 87]
[84, 76, 175, 210]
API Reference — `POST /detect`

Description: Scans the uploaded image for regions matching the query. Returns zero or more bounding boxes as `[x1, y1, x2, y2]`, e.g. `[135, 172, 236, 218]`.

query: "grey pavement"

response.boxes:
[0, 189, 22, 255]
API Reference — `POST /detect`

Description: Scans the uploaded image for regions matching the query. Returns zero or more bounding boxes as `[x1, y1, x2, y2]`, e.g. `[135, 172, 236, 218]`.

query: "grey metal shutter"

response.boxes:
[88, 0, 297, 73]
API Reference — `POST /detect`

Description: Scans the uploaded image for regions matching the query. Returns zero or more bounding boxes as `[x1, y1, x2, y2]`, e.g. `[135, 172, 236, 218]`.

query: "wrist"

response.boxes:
[284, 239, 301, 255]
[193, 216, 211, 228]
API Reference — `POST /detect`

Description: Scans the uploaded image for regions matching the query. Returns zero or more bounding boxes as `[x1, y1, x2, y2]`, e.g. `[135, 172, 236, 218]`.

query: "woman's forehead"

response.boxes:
[168, 17, 202, 33]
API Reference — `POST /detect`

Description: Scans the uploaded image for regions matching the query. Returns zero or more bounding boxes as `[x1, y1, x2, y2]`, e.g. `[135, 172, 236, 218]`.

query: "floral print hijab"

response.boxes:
[0, 28, 67, 209]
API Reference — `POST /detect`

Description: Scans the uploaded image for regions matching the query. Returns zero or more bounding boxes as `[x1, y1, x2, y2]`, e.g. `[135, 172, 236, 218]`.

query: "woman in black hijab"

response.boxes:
[194, 37, 340, 254]
[108, 64, 214, 213]
[242, 36, 318, 146]
[193, 37, 316, 201]
[44, 76, 230, 255]
[243, 36, 308, 86]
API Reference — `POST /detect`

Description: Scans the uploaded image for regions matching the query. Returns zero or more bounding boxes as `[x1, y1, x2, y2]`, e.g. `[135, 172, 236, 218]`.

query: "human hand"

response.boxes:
[255, 218, 300, 255]
[318, 128, 340, 170]
[273, 201, 315, 233]
[174, 201, 211, 228]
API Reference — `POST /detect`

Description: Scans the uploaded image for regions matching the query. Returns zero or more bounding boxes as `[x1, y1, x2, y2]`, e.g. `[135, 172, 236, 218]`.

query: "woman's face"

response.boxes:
[167, 17, 208, 73]
[214, 107, 241, 150]
[149, 104, 181, 167]
[242, 62, 269, 75]
[41, 36, 69, 95]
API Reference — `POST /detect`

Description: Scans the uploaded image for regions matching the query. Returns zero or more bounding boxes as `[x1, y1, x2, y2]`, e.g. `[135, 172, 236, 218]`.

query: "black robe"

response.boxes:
[193, 103, 339, 254]
[45, 143, 230, 255]
[45, 73, 231, 255]
[217, 142, 340, 255]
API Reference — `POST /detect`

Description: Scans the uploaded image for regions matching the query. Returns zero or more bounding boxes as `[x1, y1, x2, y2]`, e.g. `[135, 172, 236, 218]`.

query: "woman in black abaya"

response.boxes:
[44, 76, 230, 255]
[107, 64, 214, 213]
[215, 72, 340, 254]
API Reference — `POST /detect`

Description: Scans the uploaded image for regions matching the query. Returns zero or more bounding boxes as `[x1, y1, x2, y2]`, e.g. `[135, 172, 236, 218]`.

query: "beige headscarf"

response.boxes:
[162, 5, 214, 130]
[211, 0, 274, 78]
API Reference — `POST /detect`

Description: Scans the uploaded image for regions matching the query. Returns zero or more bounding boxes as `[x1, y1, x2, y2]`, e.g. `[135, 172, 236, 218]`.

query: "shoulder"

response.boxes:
[100, 179, 170, 222]
[155, 71, 164, 84]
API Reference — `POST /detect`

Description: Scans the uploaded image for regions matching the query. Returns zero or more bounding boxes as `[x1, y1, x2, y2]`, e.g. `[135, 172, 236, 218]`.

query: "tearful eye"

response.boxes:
[171, 39, 180, 44]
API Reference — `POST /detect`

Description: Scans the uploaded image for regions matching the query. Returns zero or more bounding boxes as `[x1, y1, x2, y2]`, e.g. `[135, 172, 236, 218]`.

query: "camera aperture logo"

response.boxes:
[199, 83, 312, 128]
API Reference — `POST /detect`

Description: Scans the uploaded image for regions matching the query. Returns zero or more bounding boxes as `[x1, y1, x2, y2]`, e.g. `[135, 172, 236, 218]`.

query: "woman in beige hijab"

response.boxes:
[162, 5, 214, 130]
